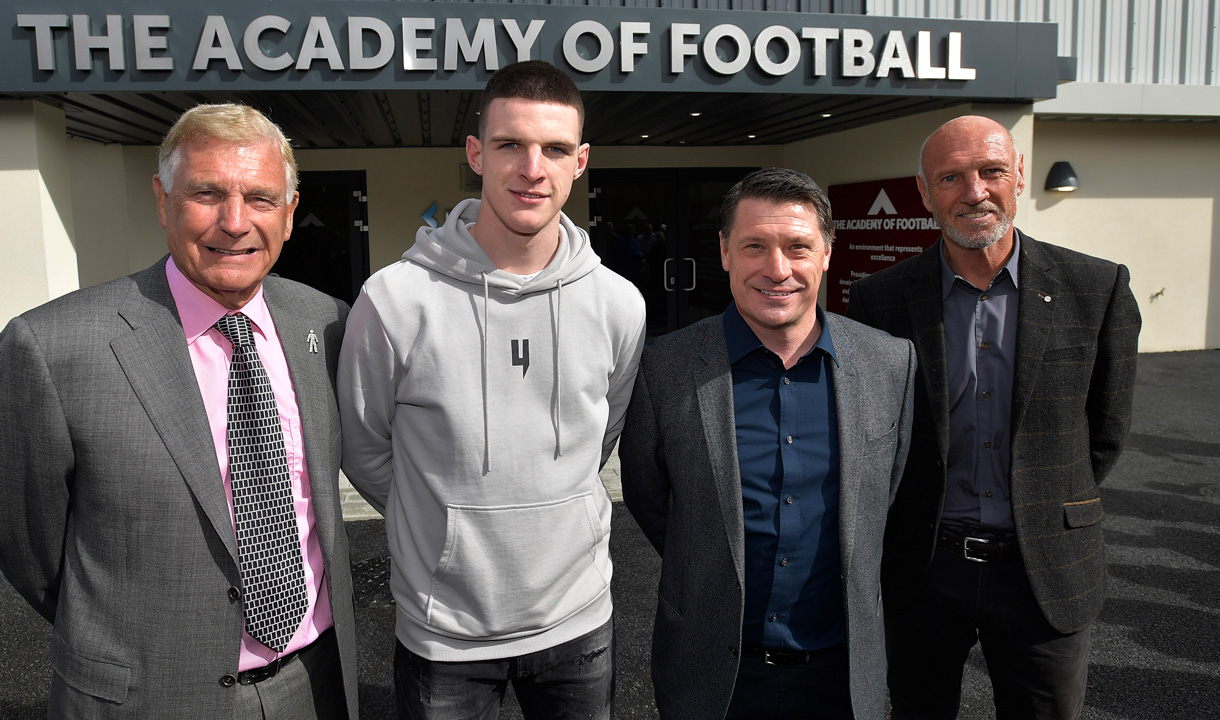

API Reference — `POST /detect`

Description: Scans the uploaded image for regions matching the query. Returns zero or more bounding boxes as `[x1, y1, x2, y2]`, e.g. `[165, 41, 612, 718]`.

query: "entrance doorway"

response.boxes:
[589, 167, 756, 337]
[273, 170, 370, 305]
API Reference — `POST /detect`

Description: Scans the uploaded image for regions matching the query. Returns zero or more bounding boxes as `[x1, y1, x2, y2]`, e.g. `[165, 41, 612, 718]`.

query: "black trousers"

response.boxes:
[886, 545, 1092, 720]
[724, 644, 852, 720]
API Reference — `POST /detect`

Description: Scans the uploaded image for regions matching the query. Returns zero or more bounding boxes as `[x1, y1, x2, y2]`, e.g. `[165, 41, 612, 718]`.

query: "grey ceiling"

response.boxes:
[20, 89, 969, 148]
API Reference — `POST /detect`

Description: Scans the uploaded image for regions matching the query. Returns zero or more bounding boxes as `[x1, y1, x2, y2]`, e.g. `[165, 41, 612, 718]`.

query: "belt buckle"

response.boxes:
[962, 536, 990, 563]
[239, 656, 284, 685]
[763, 648, 779, 666]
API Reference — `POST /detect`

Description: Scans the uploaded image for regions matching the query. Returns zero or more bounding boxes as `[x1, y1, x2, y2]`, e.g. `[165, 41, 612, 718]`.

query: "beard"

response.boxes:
[937, 202, 1013, 250]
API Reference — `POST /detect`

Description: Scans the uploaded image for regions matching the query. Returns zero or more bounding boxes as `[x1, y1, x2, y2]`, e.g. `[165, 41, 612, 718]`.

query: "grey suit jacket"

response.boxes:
[619, 311, 916, 720]
[846, 232, 1141, 633]
[0, 259, 358, 718]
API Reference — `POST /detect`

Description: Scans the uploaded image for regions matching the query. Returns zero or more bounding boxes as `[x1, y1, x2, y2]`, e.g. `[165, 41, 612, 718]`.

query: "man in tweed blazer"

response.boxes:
[620, 168, 916, 720]
[846, 116, 1141, 719]
[0, 105, 358, 718]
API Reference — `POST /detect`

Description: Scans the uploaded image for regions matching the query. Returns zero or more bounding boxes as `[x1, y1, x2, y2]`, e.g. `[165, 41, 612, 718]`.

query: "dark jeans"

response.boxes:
[887, 545, 1092, 720]
[395, 619, 614, 720]
[724, 644, 853, 720]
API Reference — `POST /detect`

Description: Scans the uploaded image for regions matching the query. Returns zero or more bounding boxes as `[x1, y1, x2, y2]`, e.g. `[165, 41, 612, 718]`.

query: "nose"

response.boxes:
[961, 173, 988, 204]
[217, 194, 252, 237]
[763, 248, 791, 281]
[519, 147, 545, 182]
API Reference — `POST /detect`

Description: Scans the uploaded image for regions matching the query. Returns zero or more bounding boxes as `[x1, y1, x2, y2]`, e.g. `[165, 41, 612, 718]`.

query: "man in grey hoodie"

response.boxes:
[337, 61, 647, 719]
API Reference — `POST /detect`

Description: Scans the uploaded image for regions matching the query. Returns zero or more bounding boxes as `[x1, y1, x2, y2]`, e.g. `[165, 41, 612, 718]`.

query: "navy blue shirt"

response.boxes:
[724, 303, 845, 652]
[939, 235, 1020, 532]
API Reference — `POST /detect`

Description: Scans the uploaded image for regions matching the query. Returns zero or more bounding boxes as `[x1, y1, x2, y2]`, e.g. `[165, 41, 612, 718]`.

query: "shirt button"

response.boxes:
[782, 377, 791, 385]
[980, 341, 990, 350]
[980, 294, 989, 301]
[785, 435, 793, 444]
[780, 557, 789, 566]
[785, 496, 794, 504]
[769, 614, 778, 622]
[984, 441, 992, 448]
[986, 490, 993, 497]
[982, 391, 991, 399]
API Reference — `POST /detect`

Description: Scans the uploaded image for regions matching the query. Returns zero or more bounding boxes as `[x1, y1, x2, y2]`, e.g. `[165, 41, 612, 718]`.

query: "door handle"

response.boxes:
[682, 258, 697, 291]
[664, 257, 676, 291]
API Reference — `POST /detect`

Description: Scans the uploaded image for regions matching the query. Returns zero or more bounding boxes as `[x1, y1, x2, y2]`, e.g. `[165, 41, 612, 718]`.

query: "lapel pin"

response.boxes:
[307, 330, 319, 354]
[1043, 295, 1052, 303]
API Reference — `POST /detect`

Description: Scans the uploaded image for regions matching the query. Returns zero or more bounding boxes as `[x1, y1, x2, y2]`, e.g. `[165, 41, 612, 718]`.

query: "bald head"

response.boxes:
[918, 116, 1019, 183]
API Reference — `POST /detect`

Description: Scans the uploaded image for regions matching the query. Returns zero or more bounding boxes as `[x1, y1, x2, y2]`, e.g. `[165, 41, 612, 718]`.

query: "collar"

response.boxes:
[939, 230, 1022, 299]
[166, 256, 273, 344]
[723, 302, 837, 367]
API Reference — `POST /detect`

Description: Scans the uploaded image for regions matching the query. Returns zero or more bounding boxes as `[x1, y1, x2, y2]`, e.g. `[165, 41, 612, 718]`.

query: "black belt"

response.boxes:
[741, 642, 842, 666]
[938, 526, 1020, 563]
[237, 628, 331, 685]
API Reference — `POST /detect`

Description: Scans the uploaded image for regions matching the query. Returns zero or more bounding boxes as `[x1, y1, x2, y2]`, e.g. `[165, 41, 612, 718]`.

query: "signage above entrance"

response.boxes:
[5, 1, 1064, 97]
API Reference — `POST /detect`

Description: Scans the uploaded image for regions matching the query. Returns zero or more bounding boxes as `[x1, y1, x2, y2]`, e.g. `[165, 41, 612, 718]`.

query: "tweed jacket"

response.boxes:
[619, 311, 916, 720]
[0, 259, 359, 718]
[846, 232, 1141, 633]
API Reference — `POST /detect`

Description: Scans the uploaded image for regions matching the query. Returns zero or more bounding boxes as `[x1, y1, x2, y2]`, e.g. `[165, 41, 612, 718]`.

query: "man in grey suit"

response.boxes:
[620, 168, 916, 720]
[0, 104, 358, 719]
[846, 116, 1141, 719]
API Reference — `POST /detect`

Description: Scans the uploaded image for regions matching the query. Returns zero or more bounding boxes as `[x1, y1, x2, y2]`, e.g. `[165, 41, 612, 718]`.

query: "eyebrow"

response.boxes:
[181, 179, 285, 202]
[489, 134, 579, 152]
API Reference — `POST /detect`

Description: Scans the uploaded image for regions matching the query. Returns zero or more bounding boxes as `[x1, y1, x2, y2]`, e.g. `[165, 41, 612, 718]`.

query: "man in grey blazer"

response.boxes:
[620, 168, 916, 720]
[0, 104, 358, 718]
[846, 116, 1141, 719]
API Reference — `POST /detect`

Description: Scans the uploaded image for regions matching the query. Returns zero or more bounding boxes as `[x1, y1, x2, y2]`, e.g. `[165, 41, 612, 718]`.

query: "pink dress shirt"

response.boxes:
[166, 258, 333, 671]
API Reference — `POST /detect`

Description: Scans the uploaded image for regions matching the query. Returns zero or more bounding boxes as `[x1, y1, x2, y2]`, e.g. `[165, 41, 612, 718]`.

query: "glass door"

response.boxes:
[589, 167, 755, 336]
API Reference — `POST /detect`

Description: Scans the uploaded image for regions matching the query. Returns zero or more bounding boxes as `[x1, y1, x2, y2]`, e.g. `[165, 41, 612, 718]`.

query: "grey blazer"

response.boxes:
[846, 232, 1141, 633]
[619, 311, 916, 720]
[0, 259, 358, 718]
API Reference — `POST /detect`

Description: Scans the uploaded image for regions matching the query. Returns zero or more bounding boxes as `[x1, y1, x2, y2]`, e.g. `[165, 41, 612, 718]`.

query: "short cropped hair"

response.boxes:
[720, 168, 835, 250]
[478, 60, 584, 139]
[157, 103, 297, 196]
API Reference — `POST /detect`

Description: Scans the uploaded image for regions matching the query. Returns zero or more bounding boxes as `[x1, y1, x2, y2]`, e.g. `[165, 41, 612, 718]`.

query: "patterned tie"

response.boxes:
[214, 313, 308, 653]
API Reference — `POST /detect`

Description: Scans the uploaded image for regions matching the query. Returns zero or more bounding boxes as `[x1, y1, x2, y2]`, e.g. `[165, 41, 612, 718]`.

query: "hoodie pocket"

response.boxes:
[425, 493, 609, 639]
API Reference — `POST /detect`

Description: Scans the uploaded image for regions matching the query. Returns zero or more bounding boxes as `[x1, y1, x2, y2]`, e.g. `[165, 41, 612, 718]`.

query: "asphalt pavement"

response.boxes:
[2, 350, 1218, 719]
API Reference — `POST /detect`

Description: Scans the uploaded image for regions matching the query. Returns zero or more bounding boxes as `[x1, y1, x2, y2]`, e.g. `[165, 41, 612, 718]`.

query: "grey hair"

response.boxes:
[157, 103, 296, 196]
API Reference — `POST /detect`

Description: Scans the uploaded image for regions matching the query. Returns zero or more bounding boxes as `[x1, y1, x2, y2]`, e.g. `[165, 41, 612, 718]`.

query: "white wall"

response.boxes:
[0, 100, 77, 325]
[1028, 120, 1220, 351]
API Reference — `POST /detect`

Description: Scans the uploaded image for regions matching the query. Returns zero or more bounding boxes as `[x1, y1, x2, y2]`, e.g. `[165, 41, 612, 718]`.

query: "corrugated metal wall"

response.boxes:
[866, 0, 1219, 84]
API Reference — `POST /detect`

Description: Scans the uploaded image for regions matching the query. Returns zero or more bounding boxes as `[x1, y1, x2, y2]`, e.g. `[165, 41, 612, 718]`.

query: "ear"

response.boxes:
[822, 241, 832, 272]
[284, 190, 299, 240]
[153, 176, 169, 229]
[466, 135, 483, 175]
[1015, 152, 1026, 196]
[573, 143, 590, 180]
[720, 232, 731, 272]
[915, 175, 934, 214]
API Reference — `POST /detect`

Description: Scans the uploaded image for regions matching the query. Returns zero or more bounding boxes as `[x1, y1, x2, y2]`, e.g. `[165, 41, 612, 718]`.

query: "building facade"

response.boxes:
[2, 0, 1217, 350]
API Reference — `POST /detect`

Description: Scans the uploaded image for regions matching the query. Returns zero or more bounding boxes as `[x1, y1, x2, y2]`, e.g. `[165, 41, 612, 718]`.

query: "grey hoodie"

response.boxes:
[338, 198, 646, 661]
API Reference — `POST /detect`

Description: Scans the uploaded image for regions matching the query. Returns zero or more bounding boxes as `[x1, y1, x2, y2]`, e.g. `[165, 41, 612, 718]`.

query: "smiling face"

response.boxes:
[917, 116, 1025, 252]
[154, 137, 298, 310]
[721, 196, 831, 348]
[465, 97, 589, 248]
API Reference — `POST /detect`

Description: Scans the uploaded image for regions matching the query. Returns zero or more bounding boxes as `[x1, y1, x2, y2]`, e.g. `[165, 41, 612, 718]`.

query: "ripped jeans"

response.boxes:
[395, 619, 614, 720]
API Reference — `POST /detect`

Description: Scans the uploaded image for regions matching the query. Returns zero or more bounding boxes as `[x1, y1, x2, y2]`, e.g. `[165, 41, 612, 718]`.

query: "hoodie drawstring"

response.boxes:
[553, 278, 563, 459]
[482, 272, 491, 473]
[479, 273, 568, 471]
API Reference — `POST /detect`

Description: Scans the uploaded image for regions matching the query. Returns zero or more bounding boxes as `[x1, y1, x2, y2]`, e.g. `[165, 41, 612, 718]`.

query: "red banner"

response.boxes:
[825, 177, 941, 314]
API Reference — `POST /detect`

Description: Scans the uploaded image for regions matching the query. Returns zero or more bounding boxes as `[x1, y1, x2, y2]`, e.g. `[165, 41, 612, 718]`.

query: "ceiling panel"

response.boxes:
[12, 89, 974, 150]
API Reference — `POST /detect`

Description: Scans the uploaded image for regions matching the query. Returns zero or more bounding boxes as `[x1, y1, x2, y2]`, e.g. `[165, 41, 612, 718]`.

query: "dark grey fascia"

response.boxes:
[4, 1, 1064, 99]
